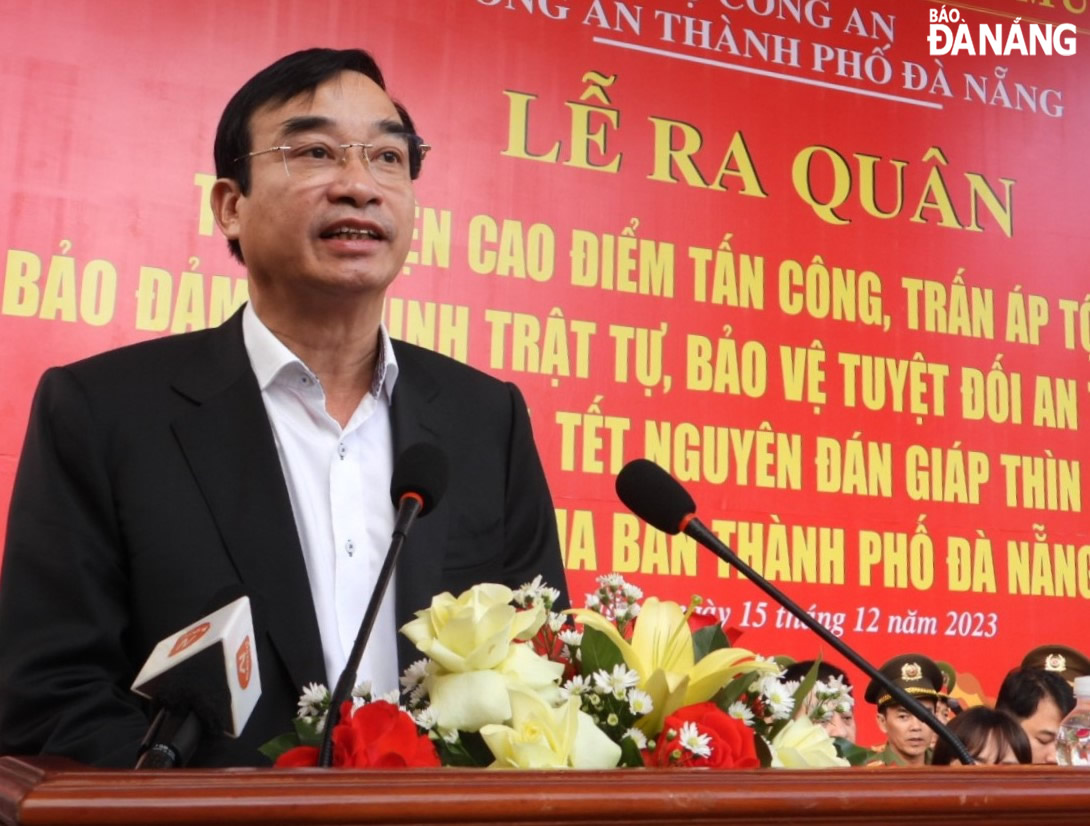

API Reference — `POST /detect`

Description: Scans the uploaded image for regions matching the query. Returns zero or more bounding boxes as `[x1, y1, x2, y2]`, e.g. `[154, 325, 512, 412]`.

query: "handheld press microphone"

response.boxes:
[317, 442, 449, 767]
[614, 458, 976, 766]
[131, 594, 261, 768]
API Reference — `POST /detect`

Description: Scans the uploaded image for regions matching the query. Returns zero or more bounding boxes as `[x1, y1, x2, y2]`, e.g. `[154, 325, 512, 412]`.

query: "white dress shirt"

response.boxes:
[242, 303, 401, 695]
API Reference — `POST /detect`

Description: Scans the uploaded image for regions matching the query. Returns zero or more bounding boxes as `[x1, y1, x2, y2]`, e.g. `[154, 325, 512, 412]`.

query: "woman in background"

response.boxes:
[931, 706, 1031, 765]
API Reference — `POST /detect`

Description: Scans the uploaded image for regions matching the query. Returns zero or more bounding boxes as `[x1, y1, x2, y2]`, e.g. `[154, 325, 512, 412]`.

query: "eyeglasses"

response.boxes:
[236, 135, 430, 185]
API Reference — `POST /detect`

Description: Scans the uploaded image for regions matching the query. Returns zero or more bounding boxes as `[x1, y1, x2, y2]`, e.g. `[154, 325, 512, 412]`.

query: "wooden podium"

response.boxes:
[2, 756, 1089, 825]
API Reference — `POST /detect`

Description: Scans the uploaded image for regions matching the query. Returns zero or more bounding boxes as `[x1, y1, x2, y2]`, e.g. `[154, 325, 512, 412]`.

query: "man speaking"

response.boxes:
[0, 48, 567, 767]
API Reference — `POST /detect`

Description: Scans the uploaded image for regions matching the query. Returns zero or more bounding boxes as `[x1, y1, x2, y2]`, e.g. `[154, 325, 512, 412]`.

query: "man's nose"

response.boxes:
[327, 153, 382, 204]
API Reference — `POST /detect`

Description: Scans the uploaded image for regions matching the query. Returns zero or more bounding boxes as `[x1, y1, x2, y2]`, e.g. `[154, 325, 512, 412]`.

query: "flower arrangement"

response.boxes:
[264, 574, 854, 769]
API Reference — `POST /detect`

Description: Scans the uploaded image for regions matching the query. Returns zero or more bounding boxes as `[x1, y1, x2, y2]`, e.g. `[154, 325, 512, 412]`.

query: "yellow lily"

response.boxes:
[570, 597, 778, 735]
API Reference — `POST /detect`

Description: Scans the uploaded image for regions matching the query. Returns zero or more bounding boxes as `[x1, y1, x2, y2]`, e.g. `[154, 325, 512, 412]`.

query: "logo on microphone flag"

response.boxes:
[169, 622, 211, 656]
[236, 636, 253, 689]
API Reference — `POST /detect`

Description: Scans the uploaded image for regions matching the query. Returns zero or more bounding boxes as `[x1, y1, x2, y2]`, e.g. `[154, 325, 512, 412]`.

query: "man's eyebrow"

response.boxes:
[376, 118, 412, 137]
[277, 115, 334, 140]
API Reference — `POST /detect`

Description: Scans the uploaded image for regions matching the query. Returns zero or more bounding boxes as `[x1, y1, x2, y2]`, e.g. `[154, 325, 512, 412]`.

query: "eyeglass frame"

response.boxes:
[233, 136, 431, 182]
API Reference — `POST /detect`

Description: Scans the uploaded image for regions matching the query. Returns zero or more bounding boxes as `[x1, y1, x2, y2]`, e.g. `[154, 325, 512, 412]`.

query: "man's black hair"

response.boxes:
[212, 48, 420, 262]
[995, 666, 1076, 720]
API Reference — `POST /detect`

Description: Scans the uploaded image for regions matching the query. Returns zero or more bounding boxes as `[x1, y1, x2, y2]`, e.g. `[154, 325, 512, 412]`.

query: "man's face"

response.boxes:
[820, 709, 857, 743]
[219, 71, 416, 304]
[877, 700, 935, 764]
[1019, 696, 1064, 764]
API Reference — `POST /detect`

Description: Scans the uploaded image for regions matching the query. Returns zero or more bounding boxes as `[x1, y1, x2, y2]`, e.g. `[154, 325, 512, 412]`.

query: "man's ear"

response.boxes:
[211, 178, 243, 242]
[876, 710, 888, 734]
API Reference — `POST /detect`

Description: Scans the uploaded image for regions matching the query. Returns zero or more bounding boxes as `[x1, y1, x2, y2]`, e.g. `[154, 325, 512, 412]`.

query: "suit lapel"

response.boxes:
[169, 312, 325, 694]
[389, 342, 451, 670]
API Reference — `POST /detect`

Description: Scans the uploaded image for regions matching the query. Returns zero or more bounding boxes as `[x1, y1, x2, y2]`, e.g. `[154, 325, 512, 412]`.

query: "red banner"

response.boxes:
[2, 0, 1088, 743]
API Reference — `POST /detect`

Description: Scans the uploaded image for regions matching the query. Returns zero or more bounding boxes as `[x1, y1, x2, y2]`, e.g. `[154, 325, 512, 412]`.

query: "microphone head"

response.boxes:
[390, 442, 448, 516]
[615, 459, 695, 535]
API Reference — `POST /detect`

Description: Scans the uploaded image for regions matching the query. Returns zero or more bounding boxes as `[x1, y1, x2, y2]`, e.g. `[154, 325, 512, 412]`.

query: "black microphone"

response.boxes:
[615, 458, 976, 766]
[317, 442, 448, 767]
[131, 592, 261, 768]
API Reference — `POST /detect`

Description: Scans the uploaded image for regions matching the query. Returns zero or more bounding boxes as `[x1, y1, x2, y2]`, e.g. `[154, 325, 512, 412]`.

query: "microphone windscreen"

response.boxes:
[615, 459, 695, 535]
[390, 442, 448, 515]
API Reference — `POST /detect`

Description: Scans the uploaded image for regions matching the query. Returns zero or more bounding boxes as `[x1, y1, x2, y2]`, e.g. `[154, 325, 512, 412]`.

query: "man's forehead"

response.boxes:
[1031, 696, 1063, 720]
[251, 71, 401, 133]
[884, 700, 934, 714]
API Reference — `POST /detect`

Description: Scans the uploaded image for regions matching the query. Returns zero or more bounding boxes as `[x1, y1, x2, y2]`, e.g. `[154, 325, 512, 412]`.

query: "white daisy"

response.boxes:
[296, 682, 329, 718]
[678, 721, 712, 758]
[727, 701, 754, 725]
[413, 706, 440, 730]
[764, 682, 796, 720]
[377, 689, 401, 706]
[558, 629, 583, 647]
[594, 664, 639, 695]
[625, 727, 648, 750]
[628, 689, 654, 715]
[400, 658, 430, 690]
[559, 675, 589, 700]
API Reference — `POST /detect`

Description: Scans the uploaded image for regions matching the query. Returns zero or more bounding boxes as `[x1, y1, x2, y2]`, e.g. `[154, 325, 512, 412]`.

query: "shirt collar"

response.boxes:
[242, 302, 398, 401]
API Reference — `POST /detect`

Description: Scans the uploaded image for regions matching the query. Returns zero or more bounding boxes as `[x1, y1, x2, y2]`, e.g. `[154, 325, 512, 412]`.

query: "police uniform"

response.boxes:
[935, 660, 959, 720]
[1021, 644, 1090, 686]
[864, 654, 943, 766]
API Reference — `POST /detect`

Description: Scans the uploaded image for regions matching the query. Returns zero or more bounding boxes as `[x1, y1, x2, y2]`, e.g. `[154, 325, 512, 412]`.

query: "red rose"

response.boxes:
[724, 626, 745, 646]
[274, 745, 319, 767]
[646, 702, 759, 769]
[531, 627, 577, 682]
[331, 700, 440, 768]
[686, 611, 721, 634]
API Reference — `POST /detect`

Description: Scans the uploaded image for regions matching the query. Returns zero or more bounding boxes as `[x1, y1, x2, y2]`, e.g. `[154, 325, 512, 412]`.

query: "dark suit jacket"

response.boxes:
[0, 309, 566, 767]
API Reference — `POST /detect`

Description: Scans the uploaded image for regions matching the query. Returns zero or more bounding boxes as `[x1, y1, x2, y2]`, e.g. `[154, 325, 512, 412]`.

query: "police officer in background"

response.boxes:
[1021, 644, 1090, 688]
[864, 654, 944, 766]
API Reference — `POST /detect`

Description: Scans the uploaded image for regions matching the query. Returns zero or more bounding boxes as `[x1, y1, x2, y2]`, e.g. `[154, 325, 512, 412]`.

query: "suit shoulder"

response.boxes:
[392, 339, 513, 396]
[62, 327, 220, 378]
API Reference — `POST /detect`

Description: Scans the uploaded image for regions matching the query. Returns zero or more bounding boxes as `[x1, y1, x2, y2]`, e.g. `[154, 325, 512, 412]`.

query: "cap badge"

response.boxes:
[1044, 653, 1067, 673]
[901, 662, 922, 681]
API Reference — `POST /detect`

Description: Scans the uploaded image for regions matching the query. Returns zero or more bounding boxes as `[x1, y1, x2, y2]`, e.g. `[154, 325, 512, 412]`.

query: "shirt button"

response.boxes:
[345, 540, 355, 556]
[338, 442, 347, 459]
[300, 375, 312, 386]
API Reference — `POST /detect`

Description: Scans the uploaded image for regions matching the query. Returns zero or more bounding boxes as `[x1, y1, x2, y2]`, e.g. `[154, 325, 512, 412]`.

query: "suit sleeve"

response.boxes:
[0, 367, 149, 767]
[500, 382, 569, 611]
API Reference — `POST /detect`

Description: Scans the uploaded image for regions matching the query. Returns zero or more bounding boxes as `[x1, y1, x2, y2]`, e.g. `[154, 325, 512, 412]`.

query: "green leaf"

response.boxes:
[618, 736, 646, 768]
[754, 734, 774, 768]
[292, 716, 324, 746]
[579, 626, 625, 673]
[792, 660, 821, 716]
[691, 622, 729, 661]
[259, 732, 302, 762]
[713, 673, 753, 710]
[436, 741, 480, 767]
[834, 737, 874, 767]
